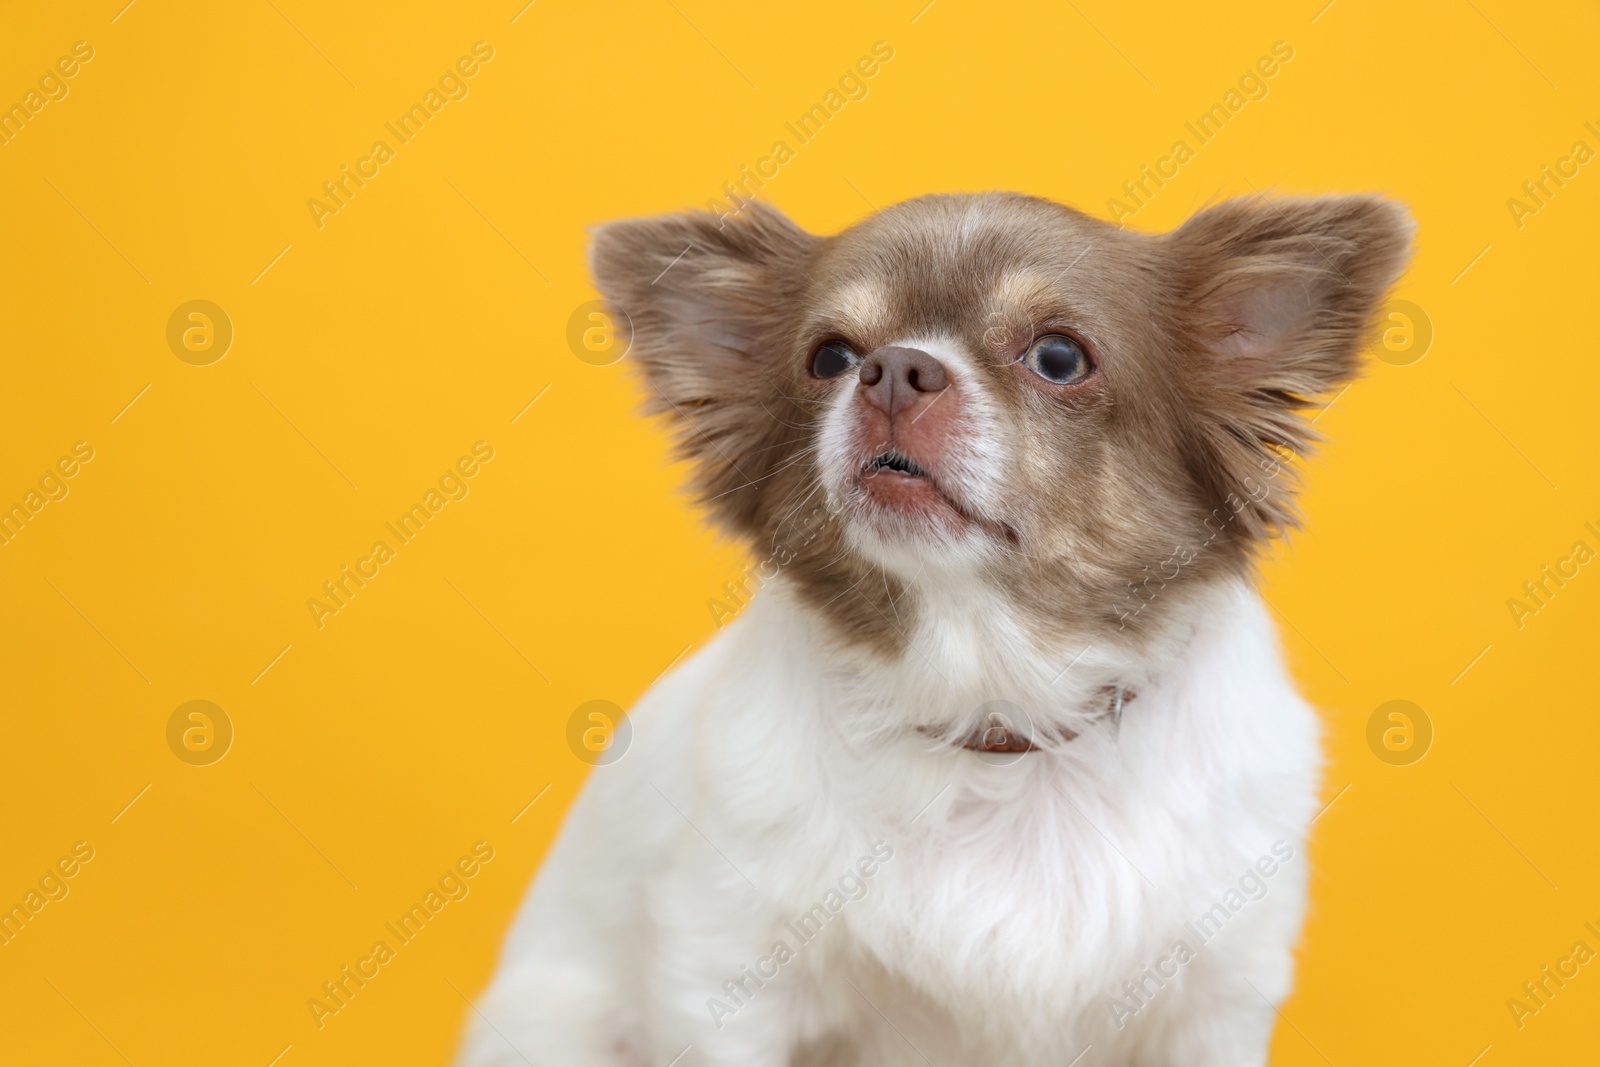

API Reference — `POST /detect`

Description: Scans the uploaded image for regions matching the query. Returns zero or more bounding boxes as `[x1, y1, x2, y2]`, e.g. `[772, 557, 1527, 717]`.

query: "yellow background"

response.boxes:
[1, 1, 1596, 1063]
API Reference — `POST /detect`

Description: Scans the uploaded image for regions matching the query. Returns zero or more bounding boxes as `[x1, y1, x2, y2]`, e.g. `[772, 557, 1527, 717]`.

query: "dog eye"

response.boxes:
[810, 341, 859, 379]
[1023, 335, 1091, 385]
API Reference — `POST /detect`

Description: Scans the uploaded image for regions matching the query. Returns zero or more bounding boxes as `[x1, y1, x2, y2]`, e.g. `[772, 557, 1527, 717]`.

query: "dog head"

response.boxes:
[592, 193, 1411, 655]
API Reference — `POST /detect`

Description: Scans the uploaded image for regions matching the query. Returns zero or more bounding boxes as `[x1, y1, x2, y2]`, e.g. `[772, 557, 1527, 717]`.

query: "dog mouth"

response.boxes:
[856, 447, 999, 537]
[847, 445, 1019, 546]
[865, 448, 928, 478]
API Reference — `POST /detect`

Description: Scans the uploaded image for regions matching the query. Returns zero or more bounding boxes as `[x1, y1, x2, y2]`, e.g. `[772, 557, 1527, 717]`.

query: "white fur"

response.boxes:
[456, 571, 1320, 1066]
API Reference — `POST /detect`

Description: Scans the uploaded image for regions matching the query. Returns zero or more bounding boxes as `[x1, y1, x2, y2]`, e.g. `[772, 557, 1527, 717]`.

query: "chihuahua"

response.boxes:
[457, 191, 1412, 1066]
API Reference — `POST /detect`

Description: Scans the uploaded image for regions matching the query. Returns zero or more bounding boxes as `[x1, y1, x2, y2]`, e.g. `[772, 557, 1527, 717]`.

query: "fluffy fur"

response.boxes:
[455, 191, 1412, 1066]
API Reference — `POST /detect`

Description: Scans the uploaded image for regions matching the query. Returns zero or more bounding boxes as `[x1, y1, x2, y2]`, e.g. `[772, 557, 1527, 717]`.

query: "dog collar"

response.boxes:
[919, 687, 1134, 753]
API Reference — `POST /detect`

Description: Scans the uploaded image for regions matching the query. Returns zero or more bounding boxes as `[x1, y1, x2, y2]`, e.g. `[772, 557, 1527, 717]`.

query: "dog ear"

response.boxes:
[589, 203, 818, 528]
[1165, 194, 1414, 537]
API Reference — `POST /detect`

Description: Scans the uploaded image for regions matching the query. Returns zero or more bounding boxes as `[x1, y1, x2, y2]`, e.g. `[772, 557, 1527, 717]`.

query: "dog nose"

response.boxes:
[858, 346, 949, 417]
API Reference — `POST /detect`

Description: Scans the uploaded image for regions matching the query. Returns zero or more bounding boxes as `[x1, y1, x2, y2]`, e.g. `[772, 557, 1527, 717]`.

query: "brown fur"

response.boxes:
[590, 192, 1412, 657]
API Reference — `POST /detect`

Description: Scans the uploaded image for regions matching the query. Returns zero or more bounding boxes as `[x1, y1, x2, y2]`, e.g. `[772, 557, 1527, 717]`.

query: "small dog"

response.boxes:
[457, 191, 1412, 1066]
